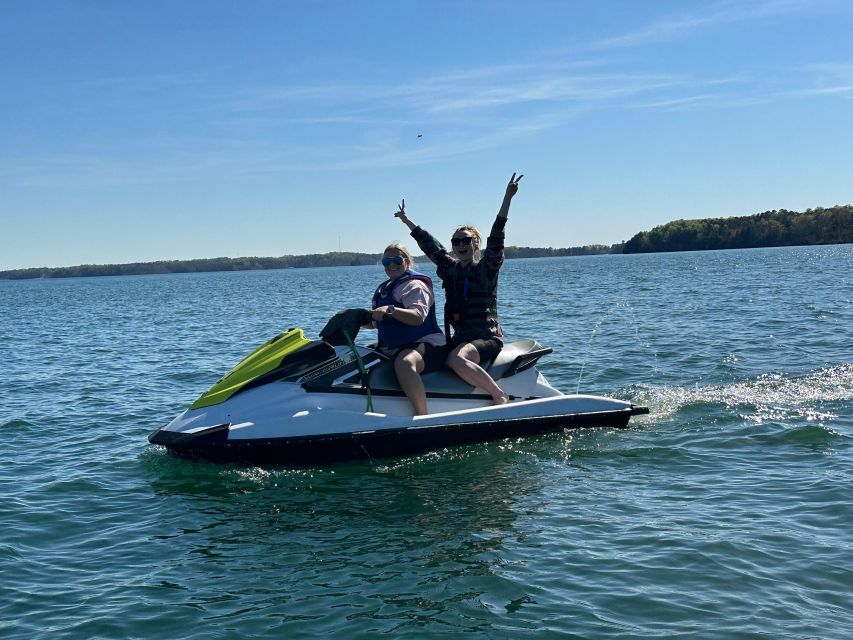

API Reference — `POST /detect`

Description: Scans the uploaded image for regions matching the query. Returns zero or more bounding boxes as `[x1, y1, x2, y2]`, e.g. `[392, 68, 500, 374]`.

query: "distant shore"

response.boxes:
[622, 205, 851, 253]
[3, 205, 850, 280]
[0, 244, 622, 280]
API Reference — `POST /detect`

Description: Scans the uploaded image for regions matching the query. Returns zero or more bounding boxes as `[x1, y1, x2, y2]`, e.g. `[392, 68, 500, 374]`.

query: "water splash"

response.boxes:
[576, 299, 659, 393]
[631, 363, 853, 424]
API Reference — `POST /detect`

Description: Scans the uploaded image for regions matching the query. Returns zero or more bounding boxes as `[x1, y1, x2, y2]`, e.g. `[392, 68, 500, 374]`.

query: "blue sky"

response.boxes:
[2, 0, 852, 270]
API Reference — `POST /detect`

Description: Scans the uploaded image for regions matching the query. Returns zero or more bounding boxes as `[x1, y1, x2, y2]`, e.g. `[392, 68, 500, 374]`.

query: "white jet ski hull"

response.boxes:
[149, 329, 648, 464]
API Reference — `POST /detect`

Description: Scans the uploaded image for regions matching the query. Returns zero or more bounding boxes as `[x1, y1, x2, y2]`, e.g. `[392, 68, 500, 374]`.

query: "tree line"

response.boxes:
[0, 245, 621, 280]
[623, 205, 853, 253]
[3, 206, 849, 279]
[0, 252, 380, 280]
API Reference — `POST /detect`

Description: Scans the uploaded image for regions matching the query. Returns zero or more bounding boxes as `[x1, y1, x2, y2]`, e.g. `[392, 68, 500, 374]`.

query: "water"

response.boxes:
[1, 245, 851, 639]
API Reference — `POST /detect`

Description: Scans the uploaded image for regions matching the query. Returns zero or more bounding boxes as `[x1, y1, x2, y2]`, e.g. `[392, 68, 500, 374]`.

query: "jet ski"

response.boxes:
[149, 314, 648, 465]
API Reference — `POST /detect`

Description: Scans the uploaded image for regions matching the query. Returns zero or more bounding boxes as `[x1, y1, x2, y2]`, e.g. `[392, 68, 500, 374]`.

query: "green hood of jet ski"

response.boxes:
[190, 328, 312, 409]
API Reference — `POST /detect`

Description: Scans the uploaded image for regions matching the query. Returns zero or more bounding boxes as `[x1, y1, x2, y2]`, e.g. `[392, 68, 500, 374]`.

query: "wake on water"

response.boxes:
[630, 363, 853, 427]
[573, 297, 851, 432]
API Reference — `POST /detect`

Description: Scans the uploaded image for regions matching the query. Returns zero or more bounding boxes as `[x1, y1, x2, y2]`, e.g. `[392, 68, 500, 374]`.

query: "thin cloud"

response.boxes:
[7, 3, 848, 185]
[394, 71, 682, 114]
[789, 62, 853, 98]
[290, 112, 585, 173]
[228, 65, 686, 121]
[630, 93, 769, 111]
[594, 0, 814, 49]
[0, 62, 789, 185]
[805, 86, 853, 97]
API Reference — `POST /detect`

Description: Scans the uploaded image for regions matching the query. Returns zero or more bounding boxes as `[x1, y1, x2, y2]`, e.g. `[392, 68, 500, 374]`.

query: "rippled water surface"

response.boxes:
[2, 246, 852, 639]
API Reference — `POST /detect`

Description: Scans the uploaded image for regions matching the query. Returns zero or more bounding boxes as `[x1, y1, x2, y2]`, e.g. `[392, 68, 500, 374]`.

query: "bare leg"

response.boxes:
[394, 347, 428, 416]
[446, 343, 508, 404]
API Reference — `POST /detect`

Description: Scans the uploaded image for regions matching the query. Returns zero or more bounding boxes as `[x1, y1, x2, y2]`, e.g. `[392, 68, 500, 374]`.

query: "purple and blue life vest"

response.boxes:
[372, 270, 442, 349]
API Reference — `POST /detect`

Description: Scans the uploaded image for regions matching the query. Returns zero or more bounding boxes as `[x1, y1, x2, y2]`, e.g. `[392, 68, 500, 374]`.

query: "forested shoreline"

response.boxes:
[3, 205, 850, 280]
[0, 245, 623, 280]
[623, 205, 852, 253]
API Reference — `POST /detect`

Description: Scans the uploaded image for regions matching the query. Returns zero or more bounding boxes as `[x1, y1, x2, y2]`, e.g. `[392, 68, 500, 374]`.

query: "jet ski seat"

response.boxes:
[486, 339, 552, 380]
[365, 339, 552, 395]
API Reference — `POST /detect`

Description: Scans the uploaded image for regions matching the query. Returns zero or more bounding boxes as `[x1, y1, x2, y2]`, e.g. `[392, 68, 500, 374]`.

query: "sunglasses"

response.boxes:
[451, 236, 474, 246]
[382, 255, 405, 266]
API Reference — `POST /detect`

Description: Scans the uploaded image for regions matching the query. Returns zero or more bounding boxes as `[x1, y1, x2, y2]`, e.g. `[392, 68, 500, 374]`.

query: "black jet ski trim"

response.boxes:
[150, 406, 649, 465]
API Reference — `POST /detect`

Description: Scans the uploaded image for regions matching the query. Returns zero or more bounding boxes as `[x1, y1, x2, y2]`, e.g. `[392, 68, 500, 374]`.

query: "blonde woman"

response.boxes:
[369, 242, 447, 415]
[394, 173, 522, 404]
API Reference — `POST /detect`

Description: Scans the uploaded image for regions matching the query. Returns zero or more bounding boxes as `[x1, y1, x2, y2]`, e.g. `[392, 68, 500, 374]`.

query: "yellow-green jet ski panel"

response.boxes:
[190, 328, 312, 409]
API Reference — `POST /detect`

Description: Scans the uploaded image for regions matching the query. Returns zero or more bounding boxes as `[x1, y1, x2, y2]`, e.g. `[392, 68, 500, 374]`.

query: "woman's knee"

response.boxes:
[448, 343, 478, 368]
[395, 350, 423, 374]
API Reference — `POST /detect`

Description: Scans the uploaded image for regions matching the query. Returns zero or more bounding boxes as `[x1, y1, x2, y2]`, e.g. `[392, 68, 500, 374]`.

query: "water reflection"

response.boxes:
[142, 447, 548, 634]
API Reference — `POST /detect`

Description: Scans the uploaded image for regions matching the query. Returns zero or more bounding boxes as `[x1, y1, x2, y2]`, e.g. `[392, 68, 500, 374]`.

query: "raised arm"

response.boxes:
[483, 173, 523, 268]
[394, 199, 418, 232]
[496, 172, 523, 220]
[395, 198, 456, 274]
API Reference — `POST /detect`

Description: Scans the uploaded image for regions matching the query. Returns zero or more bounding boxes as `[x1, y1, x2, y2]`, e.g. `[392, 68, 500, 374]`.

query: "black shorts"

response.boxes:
[450, 337, 503, 364]
[392, 341, 448, 373]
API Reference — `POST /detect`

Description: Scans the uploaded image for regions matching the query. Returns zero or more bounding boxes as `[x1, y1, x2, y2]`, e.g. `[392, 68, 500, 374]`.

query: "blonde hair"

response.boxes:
[452, 225, 482, 262]
[453, 225, 482, 245]
[383, 242, 414, 266]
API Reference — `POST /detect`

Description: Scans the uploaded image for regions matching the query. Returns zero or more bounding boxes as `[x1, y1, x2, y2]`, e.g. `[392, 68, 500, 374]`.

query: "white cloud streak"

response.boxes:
[788, 62, 853, 98]
[593, 0, 815, 49]
[3, 0, 845, 186]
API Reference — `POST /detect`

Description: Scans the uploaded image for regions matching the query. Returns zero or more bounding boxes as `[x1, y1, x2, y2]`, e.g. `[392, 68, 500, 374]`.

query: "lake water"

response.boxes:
[1, 245, 851, 639]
